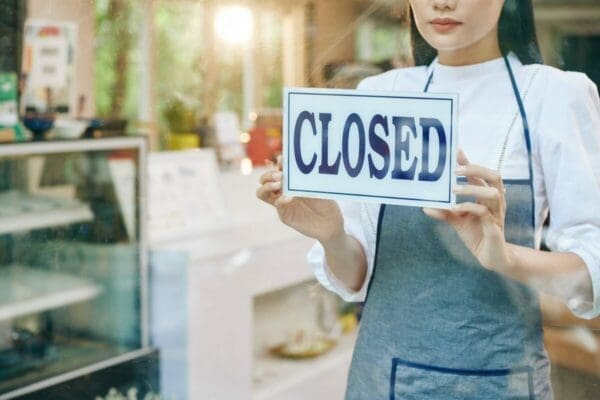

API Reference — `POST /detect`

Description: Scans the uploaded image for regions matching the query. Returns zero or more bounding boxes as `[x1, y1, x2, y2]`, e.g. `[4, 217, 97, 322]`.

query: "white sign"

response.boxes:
[283, 88, 458, 209]
[22, 20, 77, 115]
[214, 111, 245, 162]
[30, 36, 69, 89]
[147, 150, 229, 245]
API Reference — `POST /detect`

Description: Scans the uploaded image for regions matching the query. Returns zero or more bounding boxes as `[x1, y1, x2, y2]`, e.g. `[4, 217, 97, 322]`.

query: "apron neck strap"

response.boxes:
[503, 54, 533, 160]
[423, 70, 434, 92]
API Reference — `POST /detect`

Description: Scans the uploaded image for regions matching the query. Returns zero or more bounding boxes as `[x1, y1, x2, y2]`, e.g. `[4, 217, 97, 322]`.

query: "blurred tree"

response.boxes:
[94, 0, 136, 119]
[107, 0, 131, 118]
[153, 0, 204, 140]
[355, 17, 411, 66]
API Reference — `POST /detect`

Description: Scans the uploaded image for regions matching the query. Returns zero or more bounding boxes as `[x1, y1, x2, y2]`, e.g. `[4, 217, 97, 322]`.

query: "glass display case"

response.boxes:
[0, 137, 148, 398]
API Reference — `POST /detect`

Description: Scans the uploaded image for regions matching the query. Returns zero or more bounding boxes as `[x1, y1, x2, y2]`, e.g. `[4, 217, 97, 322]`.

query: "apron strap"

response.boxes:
[365, 203, 387, 301]
[423, 70, 434, 93]
[503, 54, 536, 229]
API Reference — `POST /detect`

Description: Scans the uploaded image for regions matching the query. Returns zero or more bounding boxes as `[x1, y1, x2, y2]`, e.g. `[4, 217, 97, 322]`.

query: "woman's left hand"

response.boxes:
[423, 150, 513, 272]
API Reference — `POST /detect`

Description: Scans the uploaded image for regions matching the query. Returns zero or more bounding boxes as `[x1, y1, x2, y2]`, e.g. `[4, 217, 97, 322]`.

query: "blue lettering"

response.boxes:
[367, 114, 390, 179]
[391, 117, 418, 180]
[293, 111, 318, 174]
[292, 111, 449, 183]
[418, 118, 447, 182]
[318, 113, 341, 175]
[342, 113, 366, 178]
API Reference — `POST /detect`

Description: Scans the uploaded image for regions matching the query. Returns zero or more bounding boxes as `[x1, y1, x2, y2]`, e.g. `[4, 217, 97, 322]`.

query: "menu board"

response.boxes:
[148, 149, 229, 245]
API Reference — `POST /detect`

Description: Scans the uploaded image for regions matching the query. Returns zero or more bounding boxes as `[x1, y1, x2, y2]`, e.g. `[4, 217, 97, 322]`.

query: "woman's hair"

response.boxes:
[409, 0, 543, 66]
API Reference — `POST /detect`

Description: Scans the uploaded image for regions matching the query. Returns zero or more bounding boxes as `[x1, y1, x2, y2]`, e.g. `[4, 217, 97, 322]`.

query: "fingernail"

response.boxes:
[456, 166, 466, 174]
[271, 181, 281, 189]
[273, 171, 282, 180]
[453, 185, 464, 193]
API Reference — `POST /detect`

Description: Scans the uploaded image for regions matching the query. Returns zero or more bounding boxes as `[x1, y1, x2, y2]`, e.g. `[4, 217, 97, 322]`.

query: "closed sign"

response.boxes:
[283, 88, 458, 209]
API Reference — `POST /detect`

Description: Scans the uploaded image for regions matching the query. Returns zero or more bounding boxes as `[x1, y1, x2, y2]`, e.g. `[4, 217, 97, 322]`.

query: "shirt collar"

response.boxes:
[427, 52, 522, 83]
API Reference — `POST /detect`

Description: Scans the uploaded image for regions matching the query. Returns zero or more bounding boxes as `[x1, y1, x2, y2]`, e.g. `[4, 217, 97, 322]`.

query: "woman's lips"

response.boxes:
[430, 18, 462, 33]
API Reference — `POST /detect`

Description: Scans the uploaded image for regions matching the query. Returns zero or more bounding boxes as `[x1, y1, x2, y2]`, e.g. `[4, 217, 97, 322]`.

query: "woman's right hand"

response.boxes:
[256, 156, 344, 243]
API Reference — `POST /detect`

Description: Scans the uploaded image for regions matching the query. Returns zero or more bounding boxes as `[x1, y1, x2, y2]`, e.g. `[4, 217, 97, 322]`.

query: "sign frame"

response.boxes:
[283, 87, 459, 209]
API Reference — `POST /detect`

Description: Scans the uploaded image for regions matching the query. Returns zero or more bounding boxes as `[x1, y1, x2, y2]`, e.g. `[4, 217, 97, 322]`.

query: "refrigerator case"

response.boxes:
[0, 137, 150, 399]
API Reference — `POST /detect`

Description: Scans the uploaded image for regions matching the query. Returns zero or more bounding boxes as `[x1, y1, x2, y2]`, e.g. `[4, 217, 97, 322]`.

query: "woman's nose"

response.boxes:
[432, 0, 457, 11]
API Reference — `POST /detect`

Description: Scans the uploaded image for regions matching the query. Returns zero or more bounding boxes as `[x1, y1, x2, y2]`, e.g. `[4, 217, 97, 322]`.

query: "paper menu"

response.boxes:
[147, 149, 229, 245]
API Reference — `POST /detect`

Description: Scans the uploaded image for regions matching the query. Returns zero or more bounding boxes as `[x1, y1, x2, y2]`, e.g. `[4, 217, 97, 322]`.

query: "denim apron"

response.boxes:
[345, 56, 553, 400]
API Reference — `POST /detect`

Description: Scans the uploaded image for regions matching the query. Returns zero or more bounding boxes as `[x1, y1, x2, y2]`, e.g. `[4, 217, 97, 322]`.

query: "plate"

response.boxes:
[268, 336, 336, 359]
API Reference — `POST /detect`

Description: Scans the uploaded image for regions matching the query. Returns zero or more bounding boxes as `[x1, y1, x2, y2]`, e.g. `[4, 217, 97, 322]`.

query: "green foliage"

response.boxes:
[153, 1, 204, 137]
[94, 0, 139, 121]
[94, 0, 285, 147]
[356, 19, 411, 63]
[163, 96, 196, 133]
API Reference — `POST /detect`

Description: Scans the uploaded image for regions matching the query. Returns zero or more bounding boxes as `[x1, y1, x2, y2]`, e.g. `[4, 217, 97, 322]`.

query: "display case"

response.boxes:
[0, 137, 148, 399]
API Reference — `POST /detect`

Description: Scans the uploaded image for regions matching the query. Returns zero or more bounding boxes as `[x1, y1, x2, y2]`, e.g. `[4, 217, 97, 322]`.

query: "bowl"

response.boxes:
[53, 119, 89, 139]
[23, 115, 55, 141]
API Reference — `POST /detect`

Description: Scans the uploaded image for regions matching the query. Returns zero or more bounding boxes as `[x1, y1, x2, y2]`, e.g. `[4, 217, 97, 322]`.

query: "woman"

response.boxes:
[257, 0, 600, 398]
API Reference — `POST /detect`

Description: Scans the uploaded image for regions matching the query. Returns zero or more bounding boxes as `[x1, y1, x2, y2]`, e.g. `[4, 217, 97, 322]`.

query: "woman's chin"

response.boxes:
[426, 36, 487, 56]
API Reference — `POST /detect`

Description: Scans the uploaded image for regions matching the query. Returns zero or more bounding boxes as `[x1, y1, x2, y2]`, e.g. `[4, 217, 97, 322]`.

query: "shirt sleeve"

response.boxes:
[306, 76, 382, 302]
[307, 201, 377, 302]
[538, 71, 600, 319]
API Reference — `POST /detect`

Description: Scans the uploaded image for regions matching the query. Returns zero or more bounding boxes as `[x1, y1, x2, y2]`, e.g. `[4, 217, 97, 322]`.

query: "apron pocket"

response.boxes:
[390, 358, 534, 400]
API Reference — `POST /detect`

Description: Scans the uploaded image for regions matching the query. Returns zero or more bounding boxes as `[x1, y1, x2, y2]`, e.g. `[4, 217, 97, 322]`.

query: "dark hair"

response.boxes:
[409, 0, 543, 66]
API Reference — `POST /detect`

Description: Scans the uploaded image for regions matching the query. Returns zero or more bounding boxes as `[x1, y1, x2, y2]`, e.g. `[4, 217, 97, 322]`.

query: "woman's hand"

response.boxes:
[256, 156, 344, 243]
[257, 156, 367, 292]
[424, 151, 594, 308]
[423, 150, 514, 272]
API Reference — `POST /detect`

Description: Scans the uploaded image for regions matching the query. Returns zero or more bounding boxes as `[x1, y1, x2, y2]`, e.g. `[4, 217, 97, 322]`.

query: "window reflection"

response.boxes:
[0, 1, 598, 399]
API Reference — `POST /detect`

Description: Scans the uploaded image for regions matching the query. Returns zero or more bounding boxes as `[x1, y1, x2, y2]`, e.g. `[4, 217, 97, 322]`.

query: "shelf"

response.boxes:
[252, 331, 358, 400]
[0, 191, 93, 235]
[0, 337, 131, 397]
[0, 266, 102, 321]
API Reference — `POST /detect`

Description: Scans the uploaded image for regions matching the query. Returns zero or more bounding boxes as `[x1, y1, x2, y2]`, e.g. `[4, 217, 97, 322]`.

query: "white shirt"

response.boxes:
[307, 53, 600, 319]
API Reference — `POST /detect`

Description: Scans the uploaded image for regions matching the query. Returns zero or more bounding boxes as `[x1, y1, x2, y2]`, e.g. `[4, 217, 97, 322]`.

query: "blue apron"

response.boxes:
[345, 56, 553, 400]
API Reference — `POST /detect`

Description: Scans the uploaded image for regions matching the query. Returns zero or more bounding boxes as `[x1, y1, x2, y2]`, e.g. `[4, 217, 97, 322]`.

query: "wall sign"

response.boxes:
[283, 88, 458, 209]
[21, 20, 77, 114]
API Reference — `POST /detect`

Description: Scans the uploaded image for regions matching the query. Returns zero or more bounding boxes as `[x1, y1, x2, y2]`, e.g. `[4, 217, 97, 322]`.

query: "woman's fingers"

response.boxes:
[258, 156, 285, 206]
[426, 201, 500, 233]
[274, 194, 294, 208]
[456, 149, 486, 187]
[257, 155, 285, 203]
[423, 207, 451, 221]
[456, 164, 504, 193]
[454, 184, 504, 216]
[452, 202, 491, 218]
[425, 203, 492, 222]
[256, 180, 282, 203]
[457, 148, 470, 166]
[259, 170, 282, 185]
[454, 184, 500, 200]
